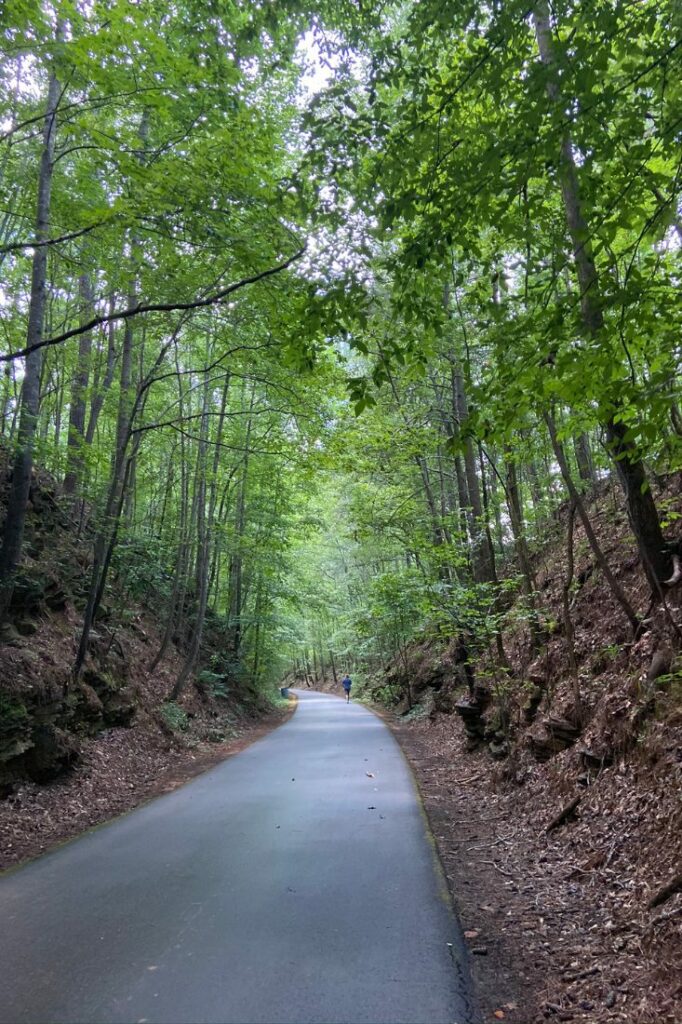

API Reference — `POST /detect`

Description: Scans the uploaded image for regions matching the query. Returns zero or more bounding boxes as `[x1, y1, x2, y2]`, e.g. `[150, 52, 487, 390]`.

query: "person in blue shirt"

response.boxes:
[341, 674, 352, 702]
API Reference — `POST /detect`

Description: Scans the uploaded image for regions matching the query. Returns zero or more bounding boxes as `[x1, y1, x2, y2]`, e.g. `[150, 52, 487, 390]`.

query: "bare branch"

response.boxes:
[0, 247, 306, 363]
[0, 220, 106, 255]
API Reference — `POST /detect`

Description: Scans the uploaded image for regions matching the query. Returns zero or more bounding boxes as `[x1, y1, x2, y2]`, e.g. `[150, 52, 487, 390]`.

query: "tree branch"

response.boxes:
[0, 220, 105, 255]
[0, 247, 306, 362]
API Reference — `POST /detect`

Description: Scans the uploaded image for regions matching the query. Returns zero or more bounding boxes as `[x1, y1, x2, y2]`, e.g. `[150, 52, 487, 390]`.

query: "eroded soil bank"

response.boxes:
[0, 696, 293, 871]
[391, 713, 681, 1024]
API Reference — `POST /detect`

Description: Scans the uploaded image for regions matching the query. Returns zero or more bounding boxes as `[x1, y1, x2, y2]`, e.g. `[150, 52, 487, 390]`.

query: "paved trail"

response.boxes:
[0, 690, 478, 1024]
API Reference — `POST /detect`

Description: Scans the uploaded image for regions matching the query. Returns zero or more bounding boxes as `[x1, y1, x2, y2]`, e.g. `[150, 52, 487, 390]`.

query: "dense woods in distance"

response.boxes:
[0, 1, 681, 703]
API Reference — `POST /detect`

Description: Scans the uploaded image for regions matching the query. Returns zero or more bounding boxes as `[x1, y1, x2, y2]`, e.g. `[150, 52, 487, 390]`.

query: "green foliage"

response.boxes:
[197, 672, 230, 701]
[159, 702, 190, 733]
[111, 537, 173, 605]
[1, 0, 680, 708]
[370, 683, 403, 706]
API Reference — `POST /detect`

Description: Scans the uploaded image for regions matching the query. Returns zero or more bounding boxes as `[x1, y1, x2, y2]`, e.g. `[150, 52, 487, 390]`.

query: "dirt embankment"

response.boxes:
[0, 685, 293, 872]
[0, 571, 294, 870]
[0, 451, 290, 870]
[372, 479, 682, 1023]
[393, 712, 681, 1024]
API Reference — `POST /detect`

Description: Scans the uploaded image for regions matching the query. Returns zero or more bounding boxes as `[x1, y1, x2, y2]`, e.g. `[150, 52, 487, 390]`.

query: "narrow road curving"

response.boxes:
[0, 690, 478, 1024]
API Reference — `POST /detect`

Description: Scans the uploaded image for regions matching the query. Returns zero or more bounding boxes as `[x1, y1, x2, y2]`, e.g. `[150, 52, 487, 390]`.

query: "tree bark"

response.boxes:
[172, 367, 230, 698]
[227, 385, 255, 662]
[63, 272, 94, 496]
[477, 445, 499, 582]
[0, 29, 61, 620]
[452, 364, 492, 582]
[0, 365, 11, 436]
[85, 299, 117, 445]
[171, 377, 211, 699]
[328, 647, 338, 685]
[149, 359, 190, 670]
[574, 433, 596, 489]
[251, 582, 263, 683]
[504, 448, 536, 597]
[562, 500, 581, 713]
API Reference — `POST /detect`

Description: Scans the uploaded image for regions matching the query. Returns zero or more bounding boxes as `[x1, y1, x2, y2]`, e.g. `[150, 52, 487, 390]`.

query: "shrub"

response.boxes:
[160, 701, 189, 732]
[197, 671, 229, 700]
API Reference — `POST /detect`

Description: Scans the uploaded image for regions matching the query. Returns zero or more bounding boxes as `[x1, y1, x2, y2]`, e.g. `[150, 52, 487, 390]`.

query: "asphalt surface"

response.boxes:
[0, 690, 478, 1024]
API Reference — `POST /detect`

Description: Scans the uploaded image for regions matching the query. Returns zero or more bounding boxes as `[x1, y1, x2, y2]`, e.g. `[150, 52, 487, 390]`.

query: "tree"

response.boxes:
[0, 21, 62, 619]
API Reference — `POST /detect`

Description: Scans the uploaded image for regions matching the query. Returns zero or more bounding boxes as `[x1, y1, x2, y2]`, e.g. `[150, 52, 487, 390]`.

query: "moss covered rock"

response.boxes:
[0, 694, 32, 763]
[23, 724, 79, 783]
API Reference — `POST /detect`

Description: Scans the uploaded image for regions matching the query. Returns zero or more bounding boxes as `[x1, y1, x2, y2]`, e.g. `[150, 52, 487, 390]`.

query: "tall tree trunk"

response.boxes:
[53, 349, 65, 456]
[0, 365, 12, 436]
[435, 450, 450, 536]
[487, 450, 506, 556]
[8, 365, 20, 441]
[74, 351, 166, 684]
[171, 380, 211, 699]
[74, 439, 139, 681]
[574, 433, 596, 490]
[303, 650, 312, 687]
[524, 451, 543, 517]
[562, 500, 581, 714]
[478, 445, 498, 582]
[443, 287, 477, 558]
[115, 293, 135, 480]
[72, 112, 152, 680]
[389, 364, 449, 554]
[504, 448, 536, 598]
[0, 31, 61, 620]
[76, 252, 139, 674]
[155, 445, 176, 540]
[452, 364, 493, 582]
[207, 529, 223, 612]
[172, 368, 230, 698]
[415, 454, 451, 551]
[150, 350, 191, 669]
[670, 401, 682, 438]
[533, 1, 669, 590]
[85, 299, 117, 445]
[251, 582, 263, 683]
[150, 529, 189, 672]
[504, 445, 542, 648]
[478, 445, 509, 666]
[63, 272, 94, 496]
[453, 452, 470, 544]
[227, 386, 255, 662]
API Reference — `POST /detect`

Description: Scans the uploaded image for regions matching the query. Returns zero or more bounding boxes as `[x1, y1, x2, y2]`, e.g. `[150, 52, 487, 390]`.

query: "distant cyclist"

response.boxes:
[341, 673, 352, 703]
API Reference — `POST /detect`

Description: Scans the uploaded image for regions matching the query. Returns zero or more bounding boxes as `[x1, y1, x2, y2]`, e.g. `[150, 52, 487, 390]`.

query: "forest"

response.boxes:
[0, 2, 681, 1022]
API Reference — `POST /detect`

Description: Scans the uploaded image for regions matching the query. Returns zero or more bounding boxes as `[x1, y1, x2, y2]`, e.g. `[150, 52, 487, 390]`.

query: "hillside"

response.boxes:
[0, 449, 286, 868]
[361, 477, 682, 1024]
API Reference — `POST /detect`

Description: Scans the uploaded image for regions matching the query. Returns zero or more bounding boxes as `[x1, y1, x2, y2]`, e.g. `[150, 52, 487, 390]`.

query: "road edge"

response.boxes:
[360, 698, 483, 1024]
[0, 695, 298, 876]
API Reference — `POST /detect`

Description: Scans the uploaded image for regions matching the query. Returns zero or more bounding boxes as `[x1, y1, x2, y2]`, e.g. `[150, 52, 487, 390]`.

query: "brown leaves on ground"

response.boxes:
[0, 609, 291, 871]
[392, 716, 682, 1024]
[0, 701, 290, 871]
[379, 478, 682, 1023]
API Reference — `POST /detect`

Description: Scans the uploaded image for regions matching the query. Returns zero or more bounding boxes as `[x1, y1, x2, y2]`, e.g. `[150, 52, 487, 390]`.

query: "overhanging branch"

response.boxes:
[0, 220, 106, 255]
[0, 246, 306, 363]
